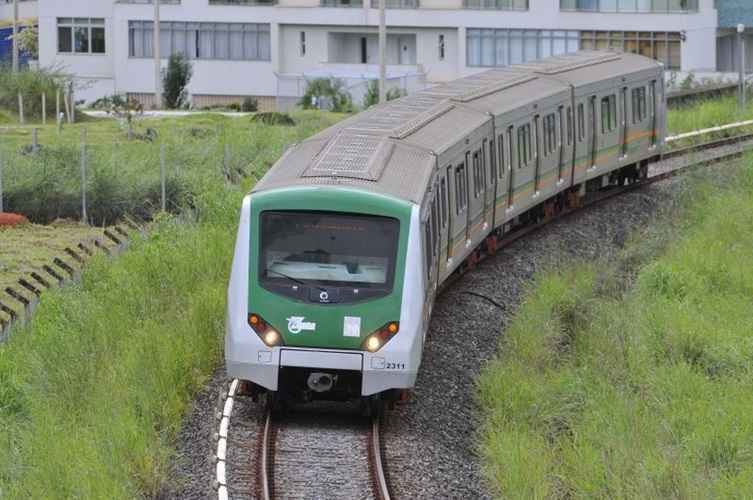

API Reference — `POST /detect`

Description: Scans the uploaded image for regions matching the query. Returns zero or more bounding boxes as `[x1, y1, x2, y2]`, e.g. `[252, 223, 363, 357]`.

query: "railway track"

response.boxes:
[256, 401, 391, 500]
[217, 130, 753, 500]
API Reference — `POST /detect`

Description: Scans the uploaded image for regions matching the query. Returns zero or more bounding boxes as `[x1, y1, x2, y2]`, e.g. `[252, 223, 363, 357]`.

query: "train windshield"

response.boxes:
[259, 211, 400, 300]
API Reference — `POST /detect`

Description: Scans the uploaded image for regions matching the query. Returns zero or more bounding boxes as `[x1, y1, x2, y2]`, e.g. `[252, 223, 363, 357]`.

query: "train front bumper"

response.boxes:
[225, 326, 417, 396]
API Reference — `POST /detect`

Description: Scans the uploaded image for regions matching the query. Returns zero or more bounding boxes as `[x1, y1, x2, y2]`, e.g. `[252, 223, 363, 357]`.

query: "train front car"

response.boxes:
[226, 185, 425, 403]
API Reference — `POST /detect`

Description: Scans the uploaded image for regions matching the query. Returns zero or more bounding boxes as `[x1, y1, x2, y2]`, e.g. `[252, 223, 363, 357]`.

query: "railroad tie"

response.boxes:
[42, 264, 65, 284]
[77, 242, 94, 256]
[104, 229, 122, 245]
[18, 278, 42, 297]
[30, 271, 52, 289]
[5, 287, 30, 308]
[114, 225, 129, 238]
[94, 239, 111, 255]
[64, 247, 85, 264]
[0, 300, 17, 321]
[53, 257, 76, 278]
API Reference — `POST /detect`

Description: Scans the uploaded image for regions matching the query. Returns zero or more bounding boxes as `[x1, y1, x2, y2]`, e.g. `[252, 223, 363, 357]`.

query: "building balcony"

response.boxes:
[559, 0, 699, 13]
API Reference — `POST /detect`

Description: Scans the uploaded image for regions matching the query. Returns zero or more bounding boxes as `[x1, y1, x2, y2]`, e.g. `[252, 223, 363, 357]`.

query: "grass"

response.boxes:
[0, 221, 104, 319]
[0, 113, 339, 498]
[0, 111, 343, 224]
[667, 95, 753, 147]
[478, 159, 753, 499]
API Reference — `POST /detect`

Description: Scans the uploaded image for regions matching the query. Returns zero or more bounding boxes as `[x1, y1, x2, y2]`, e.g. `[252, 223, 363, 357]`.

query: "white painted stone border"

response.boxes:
[216, 378, 238, 500]
[666, 119, 753, 143]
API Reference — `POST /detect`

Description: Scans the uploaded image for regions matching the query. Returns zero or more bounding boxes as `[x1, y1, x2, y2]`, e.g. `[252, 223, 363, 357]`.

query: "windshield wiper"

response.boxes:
[266, 269, 326, 292]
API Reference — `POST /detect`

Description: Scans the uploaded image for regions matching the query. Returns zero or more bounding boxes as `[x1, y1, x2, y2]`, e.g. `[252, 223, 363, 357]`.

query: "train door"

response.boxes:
[465, 151, 472, 242]
[468, 147, 485, 241]
[448, 159, 468, 262]
[422, 188, 440, 299]
[620, 86, 629, 158]
[437, 171, 449, 278]
[445, 165, 454, 261]
[597, 90, 620, 170]
[533, 114, 541, 195]
[511, 120, 534, 211]
[649, 80, 657, 148]
[505, 126, 514, 210]
[589, 96, 598, 170]
[557, 106, 565, 183]
[482, 138, 494, 230]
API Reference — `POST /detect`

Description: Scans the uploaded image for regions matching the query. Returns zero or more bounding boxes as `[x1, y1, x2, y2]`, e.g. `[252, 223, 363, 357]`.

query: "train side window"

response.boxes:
[558, 106, 564, 150]
[472, 151, 480, 198]
[440, 177, 448, 228]
[542, 114, 553, 156]
[649, 81, 656, 117]
[506, 126, 514, 168]
[517, 124, 531, 168]
[483, 138, 491, 186]
[631, 87, 646, 124]
[577, 103, 585, 142]
[566, 106, 573, 146]
[601, 95, 617, 134]
[431, 200, 438, 257]
[497, 134, 505, 177]
[454, 163, 466, 213]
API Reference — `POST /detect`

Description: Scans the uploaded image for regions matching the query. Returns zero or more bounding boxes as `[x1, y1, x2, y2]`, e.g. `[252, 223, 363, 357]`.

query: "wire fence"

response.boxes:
[0, 121, 282, 225]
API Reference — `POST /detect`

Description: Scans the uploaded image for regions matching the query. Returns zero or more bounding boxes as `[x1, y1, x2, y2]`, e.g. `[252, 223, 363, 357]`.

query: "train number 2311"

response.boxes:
[386, 362, 406, 370]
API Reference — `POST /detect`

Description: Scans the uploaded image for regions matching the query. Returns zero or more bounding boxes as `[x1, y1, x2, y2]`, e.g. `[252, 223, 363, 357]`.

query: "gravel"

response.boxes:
[169, 160, 729, 499]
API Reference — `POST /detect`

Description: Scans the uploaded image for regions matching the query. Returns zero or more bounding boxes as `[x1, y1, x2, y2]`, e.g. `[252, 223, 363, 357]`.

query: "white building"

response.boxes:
[1, 0, 723, 110]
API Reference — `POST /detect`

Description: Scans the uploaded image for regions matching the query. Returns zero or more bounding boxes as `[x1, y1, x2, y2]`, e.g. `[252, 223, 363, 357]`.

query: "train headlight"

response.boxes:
[248, 313, 283, 347]
[362, 321, 399, 353]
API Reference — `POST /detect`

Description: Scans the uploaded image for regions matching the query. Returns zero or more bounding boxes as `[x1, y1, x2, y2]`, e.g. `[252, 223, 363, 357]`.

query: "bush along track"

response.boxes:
[479, 160, 753, 498]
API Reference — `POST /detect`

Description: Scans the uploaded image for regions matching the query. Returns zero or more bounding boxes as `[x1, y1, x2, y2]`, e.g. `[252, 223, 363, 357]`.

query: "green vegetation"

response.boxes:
[300, 78, 354, 113]
[667, 95, 753, 137]
[0, 221, 103, 300]
[0, 112, 340, 497]
[0, 112, 343, 223]
[162, 53, 193, 110]
[479, 161, 753, 498]
[0, 67, 71, 122]
[363, 80, 405, 108]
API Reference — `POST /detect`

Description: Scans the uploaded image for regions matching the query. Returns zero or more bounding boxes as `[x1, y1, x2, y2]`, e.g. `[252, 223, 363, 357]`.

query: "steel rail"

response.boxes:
[369, 413, 392, 500]
[259, 406, 274, 500]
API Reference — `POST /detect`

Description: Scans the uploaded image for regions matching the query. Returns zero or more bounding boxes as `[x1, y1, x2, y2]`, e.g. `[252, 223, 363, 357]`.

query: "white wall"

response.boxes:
[0, 0, 38, 21]
[32, 0, 719, 104]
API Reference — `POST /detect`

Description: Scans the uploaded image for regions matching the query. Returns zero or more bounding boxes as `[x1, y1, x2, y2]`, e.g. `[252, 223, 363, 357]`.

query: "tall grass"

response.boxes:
[479, 160, 753, 498]
[0, 112, 342, 223]
[667, 95, 753, 136]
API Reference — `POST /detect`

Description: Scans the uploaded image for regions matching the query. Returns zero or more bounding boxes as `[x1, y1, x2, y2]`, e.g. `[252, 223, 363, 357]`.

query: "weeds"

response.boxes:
[479, 158, 753, 498]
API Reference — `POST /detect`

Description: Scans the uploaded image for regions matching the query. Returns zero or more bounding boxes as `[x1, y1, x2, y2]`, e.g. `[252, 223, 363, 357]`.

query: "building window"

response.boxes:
[463, 0, 527, 9]
[438, 34, 445, 61]
[128, 21, 271, 61]
[467, 28, 681, 70]
[560, 0, 698, 13]
[300, 31, 306, 56]
[466, 29, 580, 67]
[579, 30, 682, 70]
[322, 0, 364, 6]
[369, 0, 419, 7]
[58, 18, 106, 54]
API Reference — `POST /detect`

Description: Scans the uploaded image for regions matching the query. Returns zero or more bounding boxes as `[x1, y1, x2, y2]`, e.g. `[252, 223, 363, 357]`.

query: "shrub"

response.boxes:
[300, 78, 353, 113]
[91, 94, 144, 140]
[241, 97, 258, 112]
[363, 79, 405, 108]
[250, 112, 296, 126]
[162, 53, 193, 109]
[0, 66, 69, 121]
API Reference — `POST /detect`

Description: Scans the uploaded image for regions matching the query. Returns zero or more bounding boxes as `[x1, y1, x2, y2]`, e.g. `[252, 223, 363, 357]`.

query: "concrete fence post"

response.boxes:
[41, 92, 47, 125]
[0, 152, 4, 214]
[32, 128, 38, 153]
[224, 143, 231, 185]
[160, 143, 166, 212]
[80, 128, 87, 224]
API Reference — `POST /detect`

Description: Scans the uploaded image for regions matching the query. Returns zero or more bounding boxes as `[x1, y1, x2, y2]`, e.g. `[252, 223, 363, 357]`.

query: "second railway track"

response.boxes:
[257, 402, 391, 500]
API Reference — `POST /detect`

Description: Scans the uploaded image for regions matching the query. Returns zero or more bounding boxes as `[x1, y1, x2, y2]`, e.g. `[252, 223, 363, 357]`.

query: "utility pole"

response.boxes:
[154, 0, 162, 109]
[739, 24, 746, 109]
[11, 0, 19, 73]
[378, 0, 386, 104]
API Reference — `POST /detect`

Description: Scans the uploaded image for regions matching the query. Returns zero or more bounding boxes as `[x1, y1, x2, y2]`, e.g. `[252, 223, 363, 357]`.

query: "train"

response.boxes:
[225, 50, 667, 404]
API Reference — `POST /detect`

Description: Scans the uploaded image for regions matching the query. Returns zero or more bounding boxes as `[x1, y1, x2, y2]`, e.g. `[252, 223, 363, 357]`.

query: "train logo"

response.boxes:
[319, 291, 329, 303]
[287, 316, 317, 334]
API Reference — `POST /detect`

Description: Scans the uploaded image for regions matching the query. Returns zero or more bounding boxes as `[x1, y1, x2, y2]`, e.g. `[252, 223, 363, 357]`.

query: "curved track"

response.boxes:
[217, 130, 753, 500]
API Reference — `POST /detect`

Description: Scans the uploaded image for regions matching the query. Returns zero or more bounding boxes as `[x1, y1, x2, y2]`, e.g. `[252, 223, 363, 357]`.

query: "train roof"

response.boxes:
[252, 50, 663, 205]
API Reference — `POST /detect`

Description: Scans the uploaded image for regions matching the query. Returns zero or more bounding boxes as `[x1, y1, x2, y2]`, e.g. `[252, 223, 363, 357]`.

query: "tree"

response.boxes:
[300, 78, 353, 113]
[363, 79, 404, 108]
[162, 53, 193, 109]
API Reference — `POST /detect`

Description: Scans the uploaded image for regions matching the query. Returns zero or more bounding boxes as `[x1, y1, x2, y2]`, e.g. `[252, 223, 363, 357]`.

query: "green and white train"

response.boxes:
[226, 51, 666, 402]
